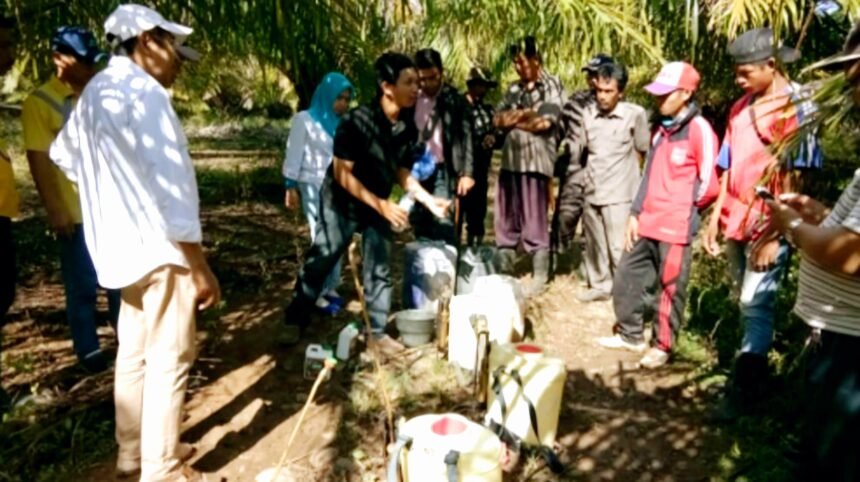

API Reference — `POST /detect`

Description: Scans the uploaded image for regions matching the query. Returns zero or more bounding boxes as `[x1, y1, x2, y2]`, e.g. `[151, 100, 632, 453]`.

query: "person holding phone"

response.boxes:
[765, 23, 860, 479]
[705, 28, 822, 420]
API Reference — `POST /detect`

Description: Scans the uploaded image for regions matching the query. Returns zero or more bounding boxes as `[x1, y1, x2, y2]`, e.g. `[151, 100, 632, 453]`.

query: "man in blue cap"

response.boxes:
[21, 26, 118, 373]
[553, 53, 614, 272]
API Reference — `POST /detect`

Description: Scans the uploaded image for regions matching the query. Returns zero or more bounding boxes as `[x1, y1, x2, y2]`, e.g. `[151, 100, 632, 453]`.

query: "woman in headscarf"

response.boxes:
[283, 72, 354, 314]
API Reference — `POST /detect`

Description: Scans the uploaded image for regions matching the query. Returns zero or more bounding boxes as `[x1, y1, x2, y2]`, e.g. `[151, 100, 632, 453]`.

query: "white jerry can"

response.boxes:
[447, 275, 526, 371]
[387, 413, 503, 482]
[472, 275, 525, 340]
[484, 342, 566, 448]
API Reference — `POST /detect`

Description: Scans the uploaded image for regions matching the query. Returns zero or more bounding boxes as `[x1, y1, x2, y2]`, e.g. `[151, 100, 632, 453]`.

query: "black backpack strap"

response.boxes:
[538, 445, 566, 474]
[490, 365, 508, 421]
[495, 368, 567, 475]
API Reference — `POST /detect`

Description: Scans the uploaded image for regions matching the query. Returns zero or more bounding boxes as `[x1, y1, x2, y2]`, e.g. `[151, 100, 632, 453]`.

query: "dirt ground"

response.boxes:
[2, 149, 731, 482]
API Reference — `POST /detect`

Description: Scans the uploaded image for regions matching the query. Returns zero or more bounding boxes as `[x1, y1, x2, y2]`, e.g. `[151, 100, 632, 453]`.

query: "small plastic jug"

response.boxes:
[304, 344, 333, 380]
[336, 322, 362, 361]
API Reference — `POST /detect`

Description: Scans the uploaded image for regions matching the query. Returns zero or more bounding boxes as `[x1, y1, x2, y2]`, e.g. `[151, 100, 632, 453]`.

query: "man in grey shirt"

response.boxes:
[571, 62, 650, 301]
[493, 36, 563, 295]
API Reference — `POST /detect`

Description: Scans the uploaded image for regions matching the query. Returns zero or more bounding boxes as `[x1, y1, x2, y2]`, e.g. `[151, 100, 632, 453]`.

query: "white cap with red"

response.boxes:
[644, 62, 700, 96]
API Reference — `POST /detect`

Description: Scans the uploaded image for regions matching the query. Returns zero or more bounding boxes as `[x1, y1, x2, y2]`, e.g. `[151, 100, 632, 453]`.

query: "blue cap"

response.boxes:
[51, 26, 108, 64]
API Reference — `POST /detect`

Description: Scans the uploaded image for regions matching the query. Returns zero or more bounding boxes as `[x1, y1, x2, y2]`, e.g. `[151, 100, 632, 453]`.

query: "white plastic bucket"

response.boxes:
[388, 413, 502, 482]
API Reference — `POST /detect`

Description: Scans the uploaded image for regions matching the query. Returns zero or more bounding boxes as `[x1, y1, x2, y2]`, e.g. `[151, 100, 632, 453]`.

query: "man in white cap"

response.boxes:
[50, 4, 216, 481]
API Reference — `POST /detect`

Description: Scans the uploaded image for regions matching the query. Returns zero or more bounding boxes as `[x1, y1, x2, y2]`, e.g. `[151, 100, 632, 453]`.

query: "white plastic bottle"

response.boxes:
[336, 322, 362, 361]
[398, 192, 416, 213]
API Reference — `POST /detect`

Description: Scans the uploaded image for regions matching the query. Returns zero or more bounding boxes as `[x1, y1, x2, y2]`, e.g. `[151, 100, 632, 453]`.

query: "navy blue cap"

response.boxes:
[51, 26, 107, 64]
[582, 53, 615, 72]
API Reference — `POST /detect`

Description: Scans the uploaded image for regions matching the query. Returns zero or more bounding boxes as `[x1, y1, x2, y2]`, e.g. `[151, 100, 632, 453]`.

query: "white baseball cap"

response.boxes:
[104, 4, 200, 61]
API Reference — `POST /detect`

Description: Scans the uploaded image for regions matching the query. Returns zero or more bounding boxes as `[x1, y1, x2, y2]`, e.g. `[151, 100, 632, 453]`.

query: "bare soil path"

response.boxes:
[3, 149, 730, 482]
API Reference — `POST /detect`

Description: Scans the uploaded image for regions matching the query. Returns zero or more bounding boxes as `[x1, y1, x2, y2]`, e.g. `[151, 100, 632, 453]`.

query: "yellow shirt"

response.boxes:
[21, 76, 82, 223]
[0, 138, 19, 218]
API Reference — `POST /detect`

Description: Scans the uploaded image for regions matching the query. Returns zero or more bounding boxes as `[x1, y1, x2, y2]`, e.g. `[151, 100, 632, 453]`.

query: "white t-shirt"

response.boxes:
[794, 168, 860, 337]
[50, 56, 201, 289]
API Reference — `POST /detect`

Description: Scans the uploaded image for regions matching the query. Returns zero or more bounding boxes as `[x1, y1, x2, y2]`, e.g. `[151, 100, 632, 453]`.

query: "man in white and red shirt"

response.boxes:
[598, 62, 719, 369]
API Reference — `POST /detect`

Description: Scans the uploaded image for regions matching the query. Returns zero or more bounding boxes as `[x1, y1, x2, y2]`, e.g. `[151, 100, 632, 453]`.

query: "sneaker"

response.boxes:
[315, 297, 341, 316]
[597, 334, 647, 353]
[117, 443, 196, 479]
[576, 289, 611, 303]
[323, 293, 345, 309]
[639, 348, 670, 369]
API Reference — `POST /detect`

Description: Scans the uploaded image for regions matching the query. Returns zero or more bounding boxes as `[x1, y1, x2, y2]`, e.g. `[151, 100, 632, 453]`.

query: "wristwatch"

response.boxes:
[784, 218, 804, 247]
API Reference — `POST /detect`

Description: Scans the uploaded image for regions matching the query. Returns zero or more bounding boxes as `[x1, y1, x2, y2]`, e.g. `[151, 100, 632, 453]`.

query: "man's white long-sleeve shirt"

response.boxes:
[50, 56, 201, 289]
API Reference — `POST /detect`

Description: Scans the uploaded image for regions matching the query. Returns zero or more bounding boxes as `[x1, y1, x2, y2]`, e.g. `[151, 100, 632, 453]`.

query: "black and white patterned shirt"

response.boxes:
[496, 70, 564, 176]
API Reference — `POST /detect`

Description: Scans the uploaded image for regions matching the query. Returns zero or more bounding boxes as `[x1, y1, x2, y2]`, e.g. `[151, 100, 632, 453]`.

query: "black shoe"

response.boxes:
[494, 248, 517, 274]
[708, 353, 769, 422]
[280, 299, 312, 345]
[81, 350, 110, 374]
[0, 386, 11, 418]
[709, 389, 743, 422]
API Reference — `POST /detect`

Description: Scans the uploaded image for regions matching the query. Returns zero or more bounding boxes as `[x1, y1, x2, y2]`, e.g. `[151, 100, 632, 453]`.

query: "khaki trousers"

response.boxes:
[114, 265, 197, 481]
[582, 202, 631, 294]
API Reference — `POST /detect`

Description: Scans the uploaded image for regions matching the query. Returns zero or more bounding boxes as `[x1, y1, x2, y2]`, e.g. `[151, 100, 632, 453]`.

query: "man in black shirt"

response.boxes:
[284, 53, 450, 350]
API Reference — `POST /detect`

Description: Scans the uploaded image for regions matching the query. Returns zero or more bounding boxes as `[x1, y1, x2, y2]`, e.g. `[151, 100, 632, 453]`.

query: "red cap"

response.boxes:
[644, 62, 701, 96]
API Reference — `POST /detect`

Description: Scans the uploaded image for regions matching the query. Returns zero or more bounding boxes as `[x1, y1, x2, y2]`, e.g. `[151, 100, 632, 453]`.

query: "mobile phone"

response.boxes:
[755, 186, 775, 201]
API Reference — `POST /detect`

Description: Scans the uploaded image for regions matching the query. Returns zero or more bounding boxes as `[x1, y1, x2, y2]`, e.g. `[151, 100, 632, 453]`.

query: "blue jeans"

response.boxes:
[59, 225, 121, 367]
[298, 181, 342, 296]
[288, 182, 392, 333]
[725, 239, 791, 356]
